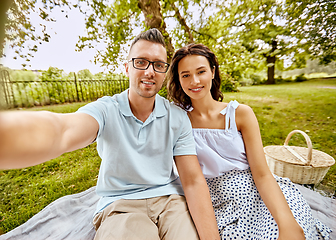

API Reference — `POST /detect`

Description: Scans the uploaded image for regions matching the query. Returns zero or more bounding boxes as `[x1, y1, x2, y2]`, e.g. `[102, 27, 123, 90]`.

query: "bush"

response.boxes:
[158, 85, 167, 98]
[250, 73, 267, 85]
[275, 76, 293, 83]
[221, 74, 239, 92]
[294, 73, 307, 82]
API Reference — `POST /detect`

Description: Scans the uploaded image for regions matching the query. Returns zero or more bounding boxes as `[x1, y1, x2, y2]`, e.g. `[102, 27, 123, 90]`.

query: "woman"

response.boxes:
[167, 43, 331, 240]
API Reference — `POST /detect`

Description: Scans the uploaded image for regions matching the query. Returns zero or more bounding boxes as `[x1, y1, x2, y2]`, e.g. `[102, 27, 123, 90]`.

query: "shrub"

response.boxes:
[158, 85, 167, 98]
[221, 74, 239, 92]
[294, 73, 307, 82]
[250, 73, 267, 85]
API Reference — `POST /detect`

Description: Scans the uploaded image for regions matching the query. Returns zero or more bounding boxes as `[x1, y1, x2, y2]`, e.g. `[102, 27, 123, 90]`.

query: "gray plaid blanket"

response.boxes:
[0, 185, 335, 240]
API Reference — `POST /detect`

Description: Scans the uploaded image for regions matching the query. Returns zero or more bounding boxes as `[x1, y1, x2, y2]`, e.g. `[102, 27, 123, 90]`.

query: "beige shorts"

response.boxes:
[93, 194, 199, 240]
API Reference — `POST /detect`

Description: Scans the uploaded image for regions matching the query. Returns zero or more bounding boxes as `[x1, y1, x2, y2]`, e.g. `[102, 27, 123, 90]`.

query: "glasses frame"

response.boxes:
[129, 58, 170, 73]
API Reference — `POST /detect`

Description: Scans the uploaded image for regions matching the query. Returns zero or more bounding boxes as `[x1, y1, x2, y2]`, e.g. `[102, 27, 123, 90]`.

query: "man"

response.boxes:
[0, 28, 220, 239]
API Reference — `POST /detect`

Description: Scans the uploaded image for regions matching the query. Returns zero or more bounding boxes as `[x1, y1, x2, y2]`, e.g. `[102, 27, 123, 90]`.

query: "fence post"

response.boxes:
[73, 72, 80, 102]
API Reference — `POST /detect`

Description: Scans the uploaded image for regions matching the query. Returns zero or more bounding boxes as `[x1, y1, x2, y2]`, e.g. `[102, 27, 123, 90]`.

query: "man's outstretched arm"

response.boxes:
[0, 111, 99, 169]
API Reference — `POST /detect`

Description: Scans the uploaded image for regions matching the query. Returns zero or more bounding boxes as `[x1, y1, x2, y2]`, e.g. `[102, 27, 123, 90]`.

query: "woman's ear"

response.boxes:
[212, 66, 215, 79]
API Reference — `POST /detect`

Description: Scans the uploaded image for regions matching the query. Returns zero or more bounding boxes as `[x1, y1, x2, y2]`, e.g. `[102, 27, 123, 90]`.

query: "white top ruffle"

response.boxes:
[192, 100, 249, 178]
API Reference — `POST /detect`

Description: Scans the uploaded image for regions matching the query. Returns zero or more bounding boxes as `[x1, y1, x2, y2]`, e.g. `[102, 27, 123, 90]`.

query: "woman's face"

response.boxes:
[177, 55, 214, 101]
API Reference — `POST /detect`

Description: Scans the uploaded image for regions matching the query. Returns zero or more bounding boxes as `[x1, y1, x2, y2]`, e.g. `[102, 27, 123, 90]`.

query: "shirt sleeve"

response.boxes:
[76, 96, 112, 138]
[173, 110, 197, 156]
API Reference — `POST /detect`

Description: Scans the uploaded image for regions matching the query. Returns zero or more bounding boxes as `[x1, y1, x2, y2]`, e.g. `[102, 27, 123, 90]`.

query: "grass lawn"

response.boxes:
[1, 78, 335, 234]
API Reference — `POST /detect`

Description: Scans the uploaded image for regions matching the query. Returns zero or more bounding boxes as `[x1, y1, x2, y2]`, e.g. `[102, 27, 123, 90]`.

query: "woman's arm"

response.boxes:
[236, 104, 305, 240]
[0, 111, 99, 169]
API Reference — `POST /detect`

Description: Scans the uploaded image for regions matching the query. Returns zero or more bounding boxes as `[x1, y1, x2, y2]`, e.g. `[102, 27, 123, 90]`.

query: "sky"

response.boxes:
[0, 4, 110, 74]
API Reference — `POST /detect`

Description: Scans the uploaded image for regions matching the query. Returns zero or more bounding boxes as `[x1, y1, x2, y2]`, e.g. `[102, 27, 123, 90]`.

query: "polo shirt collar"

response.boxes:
[119, 89, 167, 118]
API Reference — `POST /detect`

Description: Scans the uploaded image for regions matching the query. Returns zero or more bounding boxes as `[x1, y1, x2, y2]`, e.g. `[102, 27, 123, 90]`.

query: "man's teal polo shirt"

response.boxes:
[77, 90, 196, 215]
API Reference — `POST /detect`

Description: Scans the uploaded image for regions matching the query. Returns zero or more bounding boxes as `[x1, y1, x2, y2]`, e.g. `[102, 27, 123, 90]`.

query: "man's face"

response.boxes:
[125, 40, 167, 100]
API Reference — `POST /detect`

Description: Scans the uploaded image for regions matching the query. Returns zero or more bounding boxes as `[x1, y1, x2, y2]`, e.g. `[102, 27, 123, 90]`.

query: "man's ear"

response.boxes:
[125, 62, 129, 78]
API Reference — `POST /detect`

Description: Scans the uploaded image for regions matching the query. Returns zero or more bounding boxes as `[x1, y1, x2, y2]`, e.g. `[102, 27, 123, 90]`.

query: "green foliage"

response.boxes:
[294, 73, 307, 82]
[3, 68, 129, 108]
[277, 59, 336, 79]
[38, 67, 67, 104]
[9, 69, 38, 82]
[286, 0, 336, 64]
[77, 69, 93, 80]
[5, 0, 335, 82]
[4, 0, 70, 67]
[250, 73, 267, 85]
[40, 67, 65, 82]
[158, 85, 167, 98]
[76, 0, 142, 70]
[220, 74, 239, 92]
[196, 0, 334, 84]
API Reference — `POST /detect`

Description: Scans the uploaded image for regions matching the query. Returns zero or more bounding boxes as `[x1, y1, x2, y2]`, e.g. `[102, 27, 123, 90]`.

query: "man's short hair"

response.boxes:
[128, 28, 166, 57]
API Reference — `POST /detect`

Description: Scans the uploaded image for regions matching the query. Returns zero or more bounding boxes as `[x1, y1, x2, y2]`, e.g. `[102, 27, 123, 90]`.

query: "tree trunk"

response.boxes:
[0, 0, 11, 57]
[266, 40, 277, 84]
[138, 0, 175, 62]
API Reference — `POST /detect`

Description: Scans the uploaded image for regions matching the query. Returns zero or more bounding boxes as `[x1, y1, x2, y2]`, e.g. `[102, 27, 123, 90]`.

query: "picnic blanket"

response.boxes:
[0, 185, 335, 240]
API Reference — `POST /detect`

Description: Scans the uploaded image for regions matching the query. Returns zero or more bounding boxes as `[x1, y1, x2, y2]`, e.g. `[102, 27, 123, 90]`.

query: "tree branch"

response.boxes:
[170, 2, 194, 43]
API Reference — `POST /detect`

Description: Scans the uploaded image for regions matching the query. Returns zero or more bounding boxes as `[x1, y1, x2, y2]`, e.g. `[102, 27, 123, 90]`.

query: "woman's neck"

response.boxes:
[190, 95, 219, 116]
[189, 96, 226, 129]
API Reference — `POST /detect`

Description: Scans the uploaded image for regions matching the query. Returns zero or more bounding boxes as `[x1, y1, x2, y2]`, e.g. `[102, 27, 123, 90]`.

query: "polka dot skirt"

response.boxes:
[206, 169, 332, 240]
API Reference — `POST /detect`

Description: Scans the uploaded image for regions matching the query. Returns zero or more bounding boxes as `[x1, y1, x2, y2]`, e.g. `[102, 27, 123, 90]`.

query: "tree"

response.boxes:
[0, 0, 12, 57]
[77, 68, 93, 80]
[203, 0, 297, 84]
[4, 0, 335, 85]
[202, 0, 336, 84]
[40, 66, 65, 81]
[75, 0, 204, 68]
[2, 0, 70, 67]
[286, 0, 336, 64]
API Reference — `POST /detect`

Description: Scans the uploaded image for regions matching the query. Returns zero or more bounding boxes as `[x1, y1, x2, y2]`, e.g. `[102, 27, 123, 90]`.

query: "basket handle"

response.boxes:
[284, 130, 313, 165]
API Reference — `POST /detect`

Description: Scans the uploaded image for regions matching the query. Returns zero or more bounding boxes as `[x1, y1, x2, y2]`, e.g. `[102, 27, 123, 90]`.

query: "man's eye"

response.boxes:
[154, 63, 164, 69]
[136, 60, 145, 65]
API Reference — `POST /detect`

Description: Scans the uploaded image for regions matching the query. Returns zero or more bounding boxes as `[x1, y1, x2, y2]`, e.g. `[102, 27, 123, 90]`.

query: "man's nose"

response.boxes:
[144, 63, 155, 77]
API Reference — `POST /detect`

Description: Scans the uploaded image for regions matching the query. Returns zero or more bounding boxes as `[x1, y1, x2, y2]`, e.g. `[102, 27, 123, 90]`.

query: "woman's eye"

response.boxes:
[181, 74, 189, 78]
[198, 70, 205, 74]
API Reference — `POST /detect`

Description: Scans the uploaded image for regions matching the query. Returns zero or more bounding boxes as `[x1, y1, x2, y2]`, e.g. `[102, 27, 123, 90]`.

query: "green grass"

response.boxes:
[1, 79, 336, 234]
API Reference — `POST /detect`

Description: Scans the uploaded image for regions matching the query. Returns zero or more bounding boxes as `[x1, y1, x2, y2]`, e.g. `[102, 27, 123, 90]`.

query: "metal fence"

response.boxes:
[0, 70, 129, 109]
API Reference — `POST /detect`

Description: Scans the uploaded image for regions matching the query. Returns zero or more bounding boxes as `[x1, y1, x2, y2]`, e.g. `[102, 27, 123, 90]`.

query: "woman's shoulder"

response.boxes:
[223, 100, 252, 114]
[235, 103, 253, 114]
[234, 103, 256, 131]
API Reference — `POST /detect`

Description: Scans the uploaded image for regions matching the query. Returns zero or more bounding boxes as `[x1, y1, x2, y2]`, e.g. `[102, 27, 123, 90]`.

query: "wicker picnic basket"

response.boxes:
[264, 130, 335, 185]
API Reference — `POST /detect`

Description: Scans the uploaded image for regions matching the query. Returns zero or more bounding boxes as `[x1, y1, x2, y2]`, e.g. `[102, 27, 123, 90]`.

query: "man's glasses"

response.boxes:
[129, 58, 170, 73]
